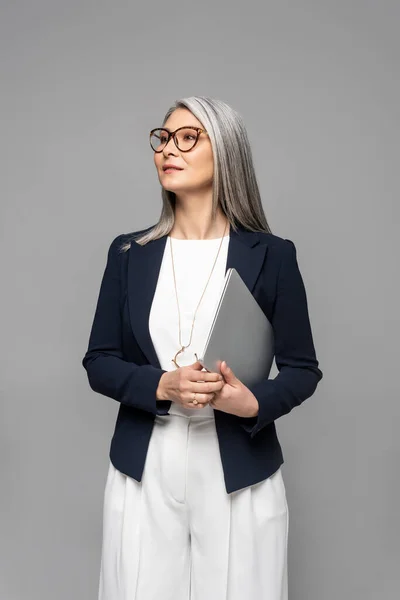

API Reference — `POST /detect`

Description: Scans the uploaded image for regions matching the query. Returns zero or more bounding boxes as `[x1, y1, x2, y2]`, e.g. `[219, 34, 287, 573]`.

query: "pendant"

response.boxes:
[172, 348, 201, 369]
[172, 346, 186, 369]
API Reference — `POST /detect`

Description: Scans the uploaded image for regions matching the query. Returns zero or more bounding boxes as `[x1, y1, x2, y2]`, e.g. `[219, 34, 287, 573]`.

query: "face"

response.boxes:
[153, 108, 214, 196]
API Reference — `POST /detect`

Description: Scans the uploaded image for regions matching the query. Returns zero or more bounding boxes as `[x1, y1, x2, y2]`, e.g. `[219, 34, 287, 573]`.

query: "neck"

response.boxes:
[170, 194, 229, 240]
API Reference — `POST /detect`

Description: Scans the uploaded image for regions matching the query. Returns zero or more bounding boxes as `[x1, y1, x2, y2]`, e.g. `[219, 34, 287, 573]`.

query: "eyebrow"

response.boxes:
[162, 125, 200, 131]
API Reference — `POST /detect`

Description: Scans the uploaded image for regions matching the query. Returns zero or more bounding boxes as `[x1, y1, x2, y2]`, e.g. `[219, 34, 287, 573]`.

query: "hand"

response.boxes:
[156, 360, 224, 410]
[209, 361, 259, 418]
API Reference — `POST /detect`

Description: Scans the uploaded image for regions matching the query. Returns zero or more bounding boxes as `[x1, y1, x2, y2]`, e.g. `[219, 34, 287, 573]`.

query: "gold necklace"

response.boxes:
[170, 221, 228, 369]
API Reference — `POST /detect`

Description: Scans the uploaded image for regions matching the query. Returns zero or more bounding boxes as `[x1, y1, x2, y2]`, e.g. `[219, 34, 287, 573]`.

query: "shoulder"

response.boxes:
[258, 231, 297, 264]
[258, 231, 291, 247]
[108, 224, 156, 255]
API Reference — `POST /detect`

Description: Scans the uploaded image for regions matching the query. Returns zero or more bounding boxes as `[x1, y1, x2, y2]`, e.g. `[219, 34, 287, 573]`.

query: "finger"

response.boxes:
[191, 380, 224, 394]
[185, 397, 210, 409]
[190, 360, 204, 371]
[186, 392, 215, 405]
[187, 402, 209, 410]
[189, 370, 223, 382]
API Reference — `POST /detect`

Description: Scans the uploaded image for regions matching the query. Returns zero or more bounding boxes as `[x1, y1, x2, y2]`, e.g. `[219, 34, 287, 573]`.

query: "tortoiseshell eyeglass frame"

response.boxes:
[149, 126, 209, 153]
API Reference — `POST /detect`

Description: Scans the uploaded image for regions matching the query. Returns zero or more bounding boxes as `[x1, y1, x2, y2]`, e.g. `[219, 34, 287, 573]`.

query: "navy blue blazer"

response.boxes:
[82, 223, 323, 493]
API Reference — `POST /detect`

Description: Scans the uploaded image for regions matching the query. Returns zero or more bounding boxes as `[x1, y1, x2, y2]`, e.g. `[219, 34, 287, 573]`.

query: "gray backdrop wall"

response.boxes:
[1, 1, 399, 598]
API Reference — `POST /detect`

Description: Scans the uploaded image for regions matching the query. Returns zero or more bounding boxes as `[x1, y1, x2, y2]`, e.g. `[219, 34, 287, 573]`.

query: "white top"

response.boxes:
[149, 235, 230, 417]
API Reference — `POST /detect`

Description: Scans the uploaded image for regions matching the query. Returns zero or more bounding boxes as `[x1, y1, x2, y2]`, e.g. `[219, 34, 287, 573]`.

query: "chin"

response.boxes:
[162, 182, 187, 194]
[161, 184, 179, 193]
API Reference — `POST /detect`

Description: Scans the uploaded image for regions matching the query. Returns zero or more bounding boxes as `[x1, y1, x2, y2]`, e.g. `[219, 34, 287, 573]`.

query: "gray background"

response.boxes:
[1, 1, 399, 598]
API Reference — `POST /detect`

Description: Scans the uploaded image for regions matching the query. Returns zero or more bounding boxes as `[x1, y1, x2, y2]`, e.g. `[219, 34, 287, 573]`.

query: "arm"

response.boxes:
[241, 239, 323, 438]
[82, 235, 169, 415]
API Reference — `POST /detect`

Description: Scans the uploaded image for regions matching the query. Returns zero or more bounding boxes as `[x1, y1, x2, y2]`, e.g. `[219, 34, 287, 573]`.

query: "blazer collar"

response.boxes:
[127, 224, 268, 368]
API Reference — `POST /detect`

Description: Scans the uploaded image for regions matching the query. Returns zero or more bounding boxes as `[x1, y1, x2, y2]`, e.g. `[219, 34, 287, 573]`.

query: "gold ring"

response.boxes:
[192, 392, 198, 405]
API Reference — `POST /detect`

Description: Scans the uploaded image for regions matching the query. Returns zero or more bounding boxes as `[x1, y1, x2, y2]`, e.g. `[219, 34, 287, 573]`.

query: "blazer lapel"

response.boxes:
[127, 233, 167, 369]
[127, 224, 268, 368]
[226, 225, 267, 295]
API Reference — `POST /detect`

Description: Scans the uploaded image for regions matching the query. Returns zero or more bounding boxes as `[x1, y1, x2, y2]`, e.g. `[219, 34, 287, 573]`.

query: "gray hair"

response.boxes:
[121, 96, 272, 249]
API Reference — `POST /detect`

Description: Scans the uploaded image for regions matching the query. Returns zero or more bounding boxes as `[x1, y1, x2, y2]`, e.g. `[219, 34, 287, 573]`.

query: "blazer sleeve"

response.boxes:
[82, 235, 168, 415]
[241, 239, 323, 438]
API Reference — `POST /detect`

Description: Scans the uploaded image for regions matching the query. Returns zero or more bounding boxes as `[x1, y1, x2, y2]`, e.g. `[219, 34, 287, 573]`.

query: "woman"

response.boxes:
[82, 96, 323, 600]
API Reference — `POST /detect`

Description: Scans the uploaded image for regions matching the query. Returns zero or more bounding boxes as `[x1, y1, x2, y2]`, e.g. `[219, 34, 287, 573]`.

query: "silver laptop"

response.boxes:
[197, 268, 274, 387]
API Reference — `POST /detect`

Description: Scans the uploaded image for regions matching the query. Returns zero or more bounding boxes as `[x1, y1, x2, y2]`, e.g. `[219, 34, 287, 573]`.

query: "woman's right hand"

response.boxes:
[156, 360, 224, 409]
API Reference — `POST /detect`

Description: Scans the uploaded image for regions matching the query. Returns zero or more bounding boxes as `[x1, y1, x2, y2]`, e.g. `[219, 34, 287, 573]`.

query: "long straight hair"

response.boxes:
[121, 96, 272, 250]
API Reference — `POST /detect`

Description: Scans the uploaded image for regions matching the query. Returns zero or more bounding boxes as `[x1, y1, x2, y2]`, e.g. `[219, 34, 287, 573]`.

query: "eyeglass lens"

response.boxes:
[150, 128, 199, 152]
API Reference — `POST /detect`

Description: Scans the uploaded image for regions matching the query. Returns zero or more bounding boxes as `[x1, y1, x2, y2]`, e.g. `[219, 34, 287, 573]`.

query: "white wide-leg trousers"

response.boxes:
[98, 413, 289, 600]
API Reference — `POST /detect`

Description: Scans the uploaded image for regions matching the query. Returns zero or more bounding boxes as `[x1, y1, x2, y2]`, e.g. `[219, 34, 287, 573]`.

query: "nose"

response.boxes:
[162, 134, 178, 155]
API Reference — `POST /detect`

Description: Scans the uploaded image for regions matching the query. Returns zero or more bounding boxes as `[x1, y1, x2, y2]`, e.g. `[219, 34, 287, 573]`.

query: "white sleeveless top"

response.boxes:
[149, 234, 230, 417]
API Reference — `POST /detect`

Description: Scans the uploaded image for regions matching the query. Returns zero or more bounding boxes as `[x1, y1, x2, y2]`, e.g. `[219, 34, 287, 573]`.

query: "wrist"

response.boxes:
[156, 373, 167, 401]
[246, 394, 259, 418]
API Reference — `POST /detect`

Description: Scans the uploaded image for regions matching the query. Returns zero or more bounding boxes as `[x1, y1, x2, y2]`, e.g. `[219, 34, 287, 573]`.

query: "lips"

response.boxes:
[163, 165, 183, 171]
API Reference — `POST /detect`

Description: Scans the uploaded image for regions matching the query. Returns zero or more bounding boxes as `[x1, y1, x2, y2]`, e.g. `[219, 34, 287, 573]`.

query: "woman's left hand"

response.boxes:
[209, 361, 259, 418]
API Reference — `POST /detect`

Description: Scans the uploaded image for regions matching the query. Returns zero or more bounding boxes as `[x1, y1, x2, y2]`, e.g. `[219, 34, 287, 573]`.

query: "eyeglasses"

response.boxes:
[149, 126, 208, 153]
